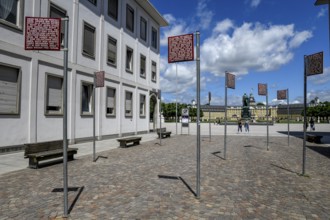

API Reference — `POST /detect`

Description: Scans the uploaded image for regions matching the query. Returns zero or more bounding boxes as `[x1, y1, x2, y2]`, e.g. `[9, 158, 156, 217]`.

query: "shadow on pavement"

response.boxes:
[270, 163, 300, 175]
[307, 146, 330, 158]
[211, 151, 225, 160]
[51, 186, 85, 214]
[158, 175, 197, 197]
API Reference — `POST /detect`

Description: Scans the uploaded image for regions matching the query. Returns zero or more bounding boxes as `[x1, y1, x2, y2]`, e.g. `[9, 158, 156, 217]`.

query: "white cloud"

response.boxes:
[196, 0, 214, 30]
[309, 67, 330, 85]
[201, 22, 313, 76]
[250, 0, 261, 8]
[317, 8, 327, 18]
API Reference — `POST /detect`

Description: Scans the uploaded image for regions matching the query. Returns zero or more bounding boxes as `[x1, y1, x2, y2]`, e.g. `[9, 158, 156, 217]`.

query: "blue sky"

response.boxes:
[150, 0, 330, 106]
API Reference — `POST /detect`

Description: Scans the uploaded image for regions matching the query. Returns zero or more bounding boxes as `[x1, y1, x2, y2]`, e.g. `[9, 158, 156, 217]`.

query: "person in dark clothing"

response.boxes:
[238, 119, 242, 133]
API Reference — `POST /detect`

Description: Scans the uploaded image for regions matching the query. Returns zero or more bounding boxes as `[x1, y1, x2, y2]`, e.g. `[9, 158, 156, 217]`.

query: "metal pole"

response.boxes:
[287, 89, 290, 146]
[303, 56, 307, 175]
[176, 64, 178, 135]
[266, 86, 269, 151]
[224, 73, 228, 159]
[159, 92, 162, 146]
[209, 100, 211, 142]
[196, 31, 201, 199]
[93, 75, 96, 162]
[62, 17, 69, 218]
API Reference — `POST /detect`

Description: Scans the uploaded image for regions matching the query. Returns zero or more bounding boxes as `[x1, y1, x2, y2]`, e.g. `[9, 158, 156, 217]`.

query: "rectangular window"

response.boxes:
[88, 0, 97, 5]
[50, 4, 66, 47]
[140, 54, 146, 78]
[0, 0, 23, 28]
[151, 61, 157, 82]
[45, 74, 63, 115]
[106, 87, 116, 116]
[0, 64, 20, 114]
[126, 4, 134, 33]
[139, 94, 146, 117]
[140, 17, 147, 41]
[126, 46, 133, 73]
[108, 0, 118, 20]
[81, 82, 93, 115]
[82, 22, 96, 58]
[151, 27, 158, 49]
[107, 36, 117, 66]
[125, 91, 133, 117]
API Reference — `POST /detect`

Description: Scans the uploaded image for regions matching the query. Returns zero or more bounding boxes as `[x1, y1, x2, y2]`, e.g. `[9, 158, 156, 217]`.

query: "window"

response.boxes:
[140, 17, 147, 41]
[108, 0, 118, 20]
[126, 47, 133, 73]
[45, 74, 63, 115]
[0, 64, 20, 114]
[81, 82, 93, 115]
[107, 36, 117, 66]
[140, 54, 146, 78]
[139, 94, 146, 117]
[0, 0, 23, 28]
[126, 4, 134, 32]
[125, 91, 133, 117]
[151, 61, 157, 82]
[106, 87, 116, 116]
[88, 0, 97, 5]
[151, 27, 158, 49]
[50, 4, 66, 47]
[82, 22, 96, 58]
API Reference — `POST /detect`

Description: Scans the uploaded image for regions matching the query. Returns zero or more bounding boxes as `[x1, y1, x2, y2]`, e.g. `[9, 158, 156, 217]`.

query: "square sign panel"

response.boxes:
[305, 52, 323, 76]
[226, 72, 235, 89]
[95, 71, 105, 88]
[168, 34, 194, 63]
[258, 83, 267, 96]
[25, 17, 61, 50]
[277, 90, 287, 100]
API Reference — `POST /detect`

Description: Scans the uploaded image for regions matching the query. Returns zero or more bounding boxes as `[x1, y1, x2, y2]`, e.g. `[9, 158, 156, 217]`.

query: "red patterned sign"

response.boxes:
[25, 17, 61, 50]
[168, 34, 194, 63]
[277, 90, 287, 100]
[95, 71, 105, 88]
[258, 83, 267, 96]
[226, 72, 235, 89]
[305, 52, 323, 76]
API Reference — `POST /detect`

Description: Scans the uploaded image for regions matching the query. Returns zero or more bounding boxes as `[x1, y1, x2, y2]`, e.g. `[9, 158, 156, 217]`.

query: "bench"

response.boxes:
[306, 134, 323, 144]
[24, 140, 78, 169]
[117, 137, 142, 148]
[157, 128, 171, 139]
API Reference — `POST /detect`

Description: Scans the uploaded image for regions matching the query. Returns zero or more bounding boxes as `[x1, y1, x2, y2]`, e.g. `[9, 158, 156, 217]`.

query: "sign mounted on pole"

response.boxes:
[258, 83, 267, 96]
[94, 71, 105, 88]
[226, 72, 235, 89]
[305, 51, 323, 76]
[25, 17, 61, 51]
[208, 92, 211, 103]
[168, 33, 194, 63]
[277, 89, 287, 100]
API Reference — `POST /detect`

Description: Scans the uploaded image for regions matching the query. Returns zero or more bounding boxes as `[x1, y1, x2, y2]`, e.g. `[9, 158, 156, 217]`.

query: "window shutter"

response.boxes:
[0, 66, 19, 113]
[47, 76, 62, 109]
[84, 25, 95, 56]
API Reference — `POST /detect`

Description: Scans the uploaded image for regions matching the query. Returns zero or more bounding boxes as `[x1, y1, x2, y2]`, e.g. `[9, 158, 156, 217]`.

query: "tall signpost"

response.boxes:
[25, 16, 69, 217]
[277, 89, 290, 146]
[168, 32, 199, 198]
[208, 92, 211, 142]
[93, 71, 105, 162]
[224, 72, 235, 159]
[158, 90, 162, 146]
[303, 52, 323, 175]
[258, 83, 269, 150]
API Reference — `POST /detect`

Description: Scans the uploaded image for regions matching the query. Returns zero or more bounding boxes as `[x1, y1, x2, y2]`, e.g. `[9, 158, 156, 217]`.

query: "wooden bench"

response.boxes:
[24, 140, 78, 169]
[306, 134, 323, 144]
[157, 128, 172, 139]
[117, 137, 142, 148]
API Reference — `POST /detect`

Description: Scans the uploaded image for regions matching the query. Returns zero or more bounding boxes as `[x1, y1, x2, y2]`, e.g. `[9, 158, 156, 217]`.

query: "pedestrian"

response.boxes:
[237, 119, 242, 133]
[244, 120, 249, 132]
[310, 118, 315, 131]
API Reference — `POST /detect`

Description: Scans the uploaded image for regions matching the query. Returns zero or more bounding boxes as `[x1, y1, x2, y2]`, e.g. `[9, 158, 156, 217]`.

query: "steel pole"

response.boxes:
[196, 31, 201, 199]
[62, 17, 69, 218]
[287, 89, 290, 146]
[93, 75, 96, 162]
[176, 63, 178, 135]
[266, 86, 269, 151]
[209, 100, 211, 142]
[224, 73, 228, 159]
[303, 56, 307, 175]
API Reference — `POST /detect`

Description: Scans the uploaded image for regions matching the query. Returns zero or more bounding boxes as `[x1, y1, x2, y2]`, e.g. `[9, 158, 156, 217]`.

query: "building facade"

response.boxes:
[0, 0, 168, 148]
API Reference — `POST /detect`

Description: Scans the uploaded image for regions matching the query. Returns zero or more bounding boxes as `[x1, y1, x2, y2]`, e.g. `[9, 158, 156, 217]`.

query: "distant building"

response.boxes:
[0, 0, 168, 148]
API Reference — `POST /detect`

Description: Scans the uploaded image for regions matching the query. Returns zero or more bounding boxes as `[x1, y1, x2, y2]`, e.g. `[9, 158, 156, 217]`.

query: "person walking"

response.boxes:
[310, 117, 315, 131]
[237, 119, 242, 133]
[244, 120, 249, 132]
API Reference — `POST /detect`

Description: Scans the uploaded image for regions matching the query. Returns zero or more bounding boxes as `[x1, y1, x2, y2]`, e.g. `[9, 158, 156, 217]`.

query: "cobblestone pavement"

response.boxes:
[1, 134, 330, 219]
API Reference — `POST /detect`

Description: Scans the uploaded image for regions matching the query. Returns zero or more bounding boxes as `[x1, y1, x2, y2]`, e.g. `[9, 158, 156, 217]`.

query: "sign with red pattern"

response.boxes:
[226, 72, 235, 89]
[277, 90, 287, 100]
[305, 52, 323, 76]
[168, 34, 194, 63]
[95, 71, 105, 88]
[258, 83, 267, 96]
[25, 17, 61, 50]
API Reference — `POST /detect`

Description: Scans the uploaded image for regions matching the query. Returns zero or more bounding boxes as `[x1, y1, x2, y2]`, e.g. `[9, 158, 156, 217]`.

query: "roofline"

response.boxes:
[135, 0, 169, 27]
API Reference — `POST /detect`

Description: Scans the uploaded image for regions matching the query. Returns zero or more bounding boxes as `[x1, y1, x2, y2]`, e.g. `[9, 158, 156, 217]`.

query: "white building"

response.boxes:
[0, 0, 168, 148]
